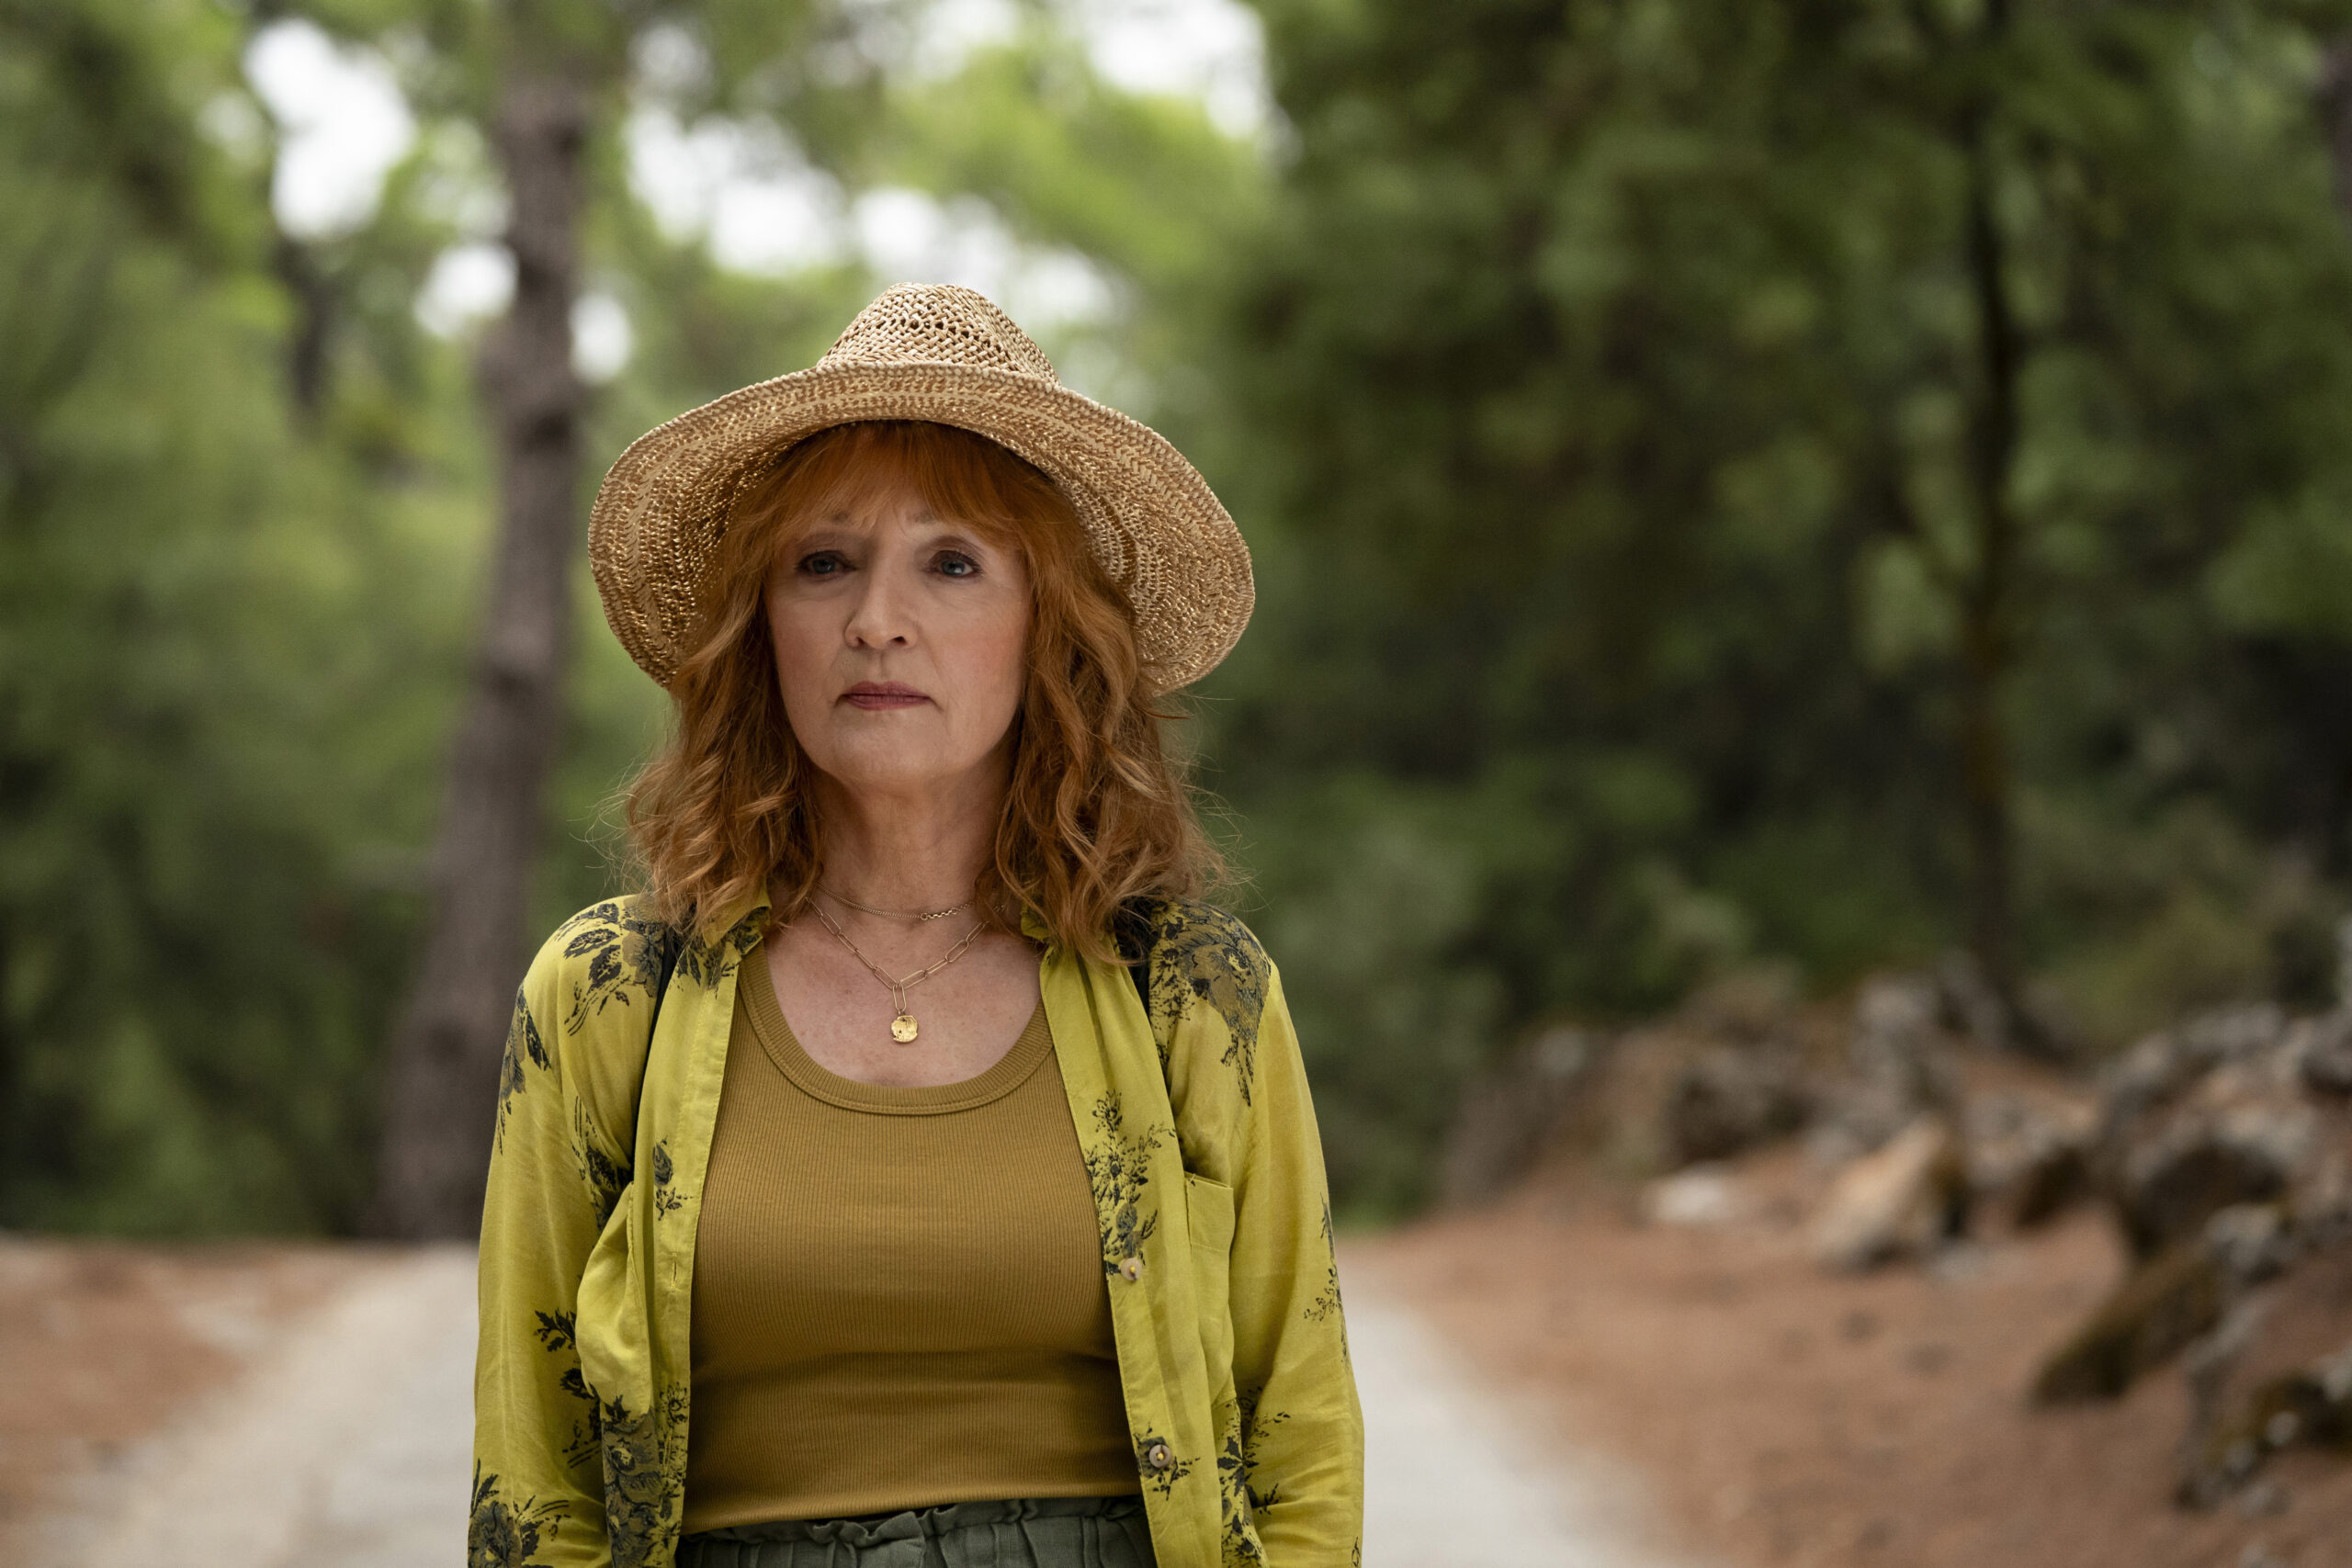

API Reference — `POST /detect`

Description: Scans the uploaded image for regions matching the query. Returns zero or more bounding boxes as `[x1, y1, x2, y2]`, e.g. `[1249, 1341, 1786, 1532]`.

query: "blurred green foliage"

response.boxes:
[5, 0, 2352, 1227]
[0, 0, 478, 1229]
[1194, 0, 2352, 1212]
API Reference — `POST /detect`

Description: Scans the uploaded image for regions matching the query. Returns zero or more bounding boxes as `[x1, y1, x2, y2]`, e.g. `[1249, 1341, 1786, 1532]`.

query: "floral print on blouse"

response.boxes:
[471, 891, 1363, 1568]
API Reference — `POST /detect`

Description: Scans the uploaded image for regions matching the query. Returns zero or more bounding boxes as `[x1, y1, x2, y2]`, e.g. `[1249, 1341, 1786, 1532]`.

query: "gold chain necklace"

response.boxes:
[820, 886, 968, 922]
[808, 901, 985, 1043]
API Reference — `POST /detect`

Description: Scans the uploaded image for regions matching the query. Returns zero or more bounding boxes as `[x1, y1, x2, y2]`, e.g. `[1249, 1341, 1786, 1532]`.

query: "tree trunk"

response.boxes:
[0, 923, 18, 1224]
[370, 71, 588, 1239]
[1951, 0, 2058, 1057]
[272, 232, 332, 419]
[1957, 140, 2022, 1036]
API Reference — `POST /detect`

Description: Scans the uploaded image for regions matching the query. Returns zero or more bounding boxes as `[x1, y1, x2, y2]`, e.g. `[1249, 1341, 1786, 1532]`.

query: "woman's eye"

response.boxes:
[935, 552, 980, 579]
[797, 551, 849, 577]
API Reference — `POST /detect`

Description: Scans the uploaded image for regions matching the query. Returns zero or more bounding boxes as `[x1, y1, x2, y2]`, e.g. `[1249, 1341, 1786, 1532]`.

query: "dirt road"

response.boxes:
[1349, 1250, 1710, 1568]
[23, 1244, 1695, 1568]
[31, 1246, 476, 1568]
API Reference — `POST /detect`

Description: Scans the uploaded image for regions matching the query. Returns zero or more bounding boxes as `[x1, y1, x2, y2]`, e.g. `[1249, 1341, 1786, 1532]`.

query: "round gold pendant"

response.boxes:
[889, 1013, 919, 1043]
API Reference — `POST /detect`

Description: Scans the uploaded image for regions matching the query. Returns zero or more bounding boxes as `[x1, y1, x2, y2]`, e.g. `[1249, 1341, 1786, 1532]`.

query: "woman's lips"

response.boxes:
[841, 682, 930, 711]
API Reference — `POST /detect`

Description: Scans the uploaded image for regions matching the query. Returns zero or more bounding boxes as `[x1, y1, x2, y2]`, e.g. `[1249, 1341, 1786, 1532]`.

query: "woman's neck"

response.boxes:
[808, 764, 1004, 913]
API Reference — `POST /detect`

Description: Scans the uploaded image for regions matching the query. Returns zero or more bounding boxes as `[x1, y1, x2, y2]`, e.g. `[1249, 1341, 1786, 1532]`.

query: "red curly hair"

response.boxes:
[625, 420, 1219, 959]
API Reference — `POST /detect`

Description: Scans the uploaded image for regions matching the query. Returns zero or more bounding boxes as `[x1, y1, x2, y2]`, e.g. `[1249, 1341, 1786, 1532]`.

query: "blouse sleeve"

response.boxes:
[471, 927, 631, 1568]
[1224, 964, 1365, 1565]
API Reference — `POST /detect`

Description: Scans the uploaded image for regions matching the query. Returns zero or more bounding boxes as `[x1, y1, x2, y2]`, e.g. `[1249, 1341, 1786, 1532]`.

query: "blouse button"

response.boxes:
[1120, 1256, 1144, 1282]
[1147, 1442, 1173, 1471]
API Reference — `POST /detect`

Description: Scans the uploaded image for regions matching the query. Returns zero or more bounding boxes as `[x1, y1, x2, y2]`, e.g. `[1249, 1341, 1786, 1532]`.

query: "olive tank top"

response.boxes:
[682, 952, 1136, 1531]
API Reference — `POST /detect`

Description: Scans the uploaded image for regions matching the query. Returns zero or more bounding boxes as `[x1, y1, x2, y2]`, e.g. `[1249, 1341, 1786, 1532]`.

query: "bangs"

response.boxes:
[724, 420, 1080, 586]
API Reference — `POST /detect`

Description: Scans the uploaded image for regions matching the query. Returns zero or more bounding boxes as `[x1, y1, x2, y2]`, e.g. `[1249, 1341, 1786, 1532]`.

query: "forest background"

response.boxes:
[6, 0, 2352, 1234]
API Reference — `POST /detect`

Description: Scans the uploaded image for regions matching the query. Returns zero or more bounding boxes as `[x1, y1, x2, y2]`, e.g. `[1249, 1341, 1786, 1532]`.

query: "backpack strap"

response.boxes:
[1111, 896, 1159, 1017]
[651, 927, 684, 1032]
[630, 921, 692, 1114]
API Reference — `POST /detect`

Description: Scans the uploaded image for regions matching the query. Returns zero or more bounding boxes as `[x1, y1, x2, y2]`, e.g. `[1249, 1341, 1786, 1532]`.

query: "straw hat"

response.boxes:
[588, 283, 1253, 691]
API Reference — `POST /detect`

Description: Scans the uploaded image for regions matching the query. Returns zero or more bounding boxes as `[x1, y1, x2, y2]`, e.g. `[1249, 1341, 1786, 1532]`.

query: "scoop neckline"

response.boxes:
[741, 945, 1054, 1115]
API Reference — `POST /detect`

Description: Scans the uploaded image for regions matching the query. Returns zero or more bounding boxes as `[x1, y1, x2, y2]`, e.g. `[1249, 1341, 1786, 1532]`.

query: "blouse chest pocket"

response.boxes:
[1183, 1171, 1237, 1391]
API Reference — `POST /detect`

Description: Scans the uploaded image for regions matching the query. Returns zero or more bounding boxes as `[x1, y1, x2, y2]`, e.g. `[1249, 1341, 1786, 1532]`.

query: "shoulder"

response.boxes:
[512, 897, 761, 1148]
[527, 895, 684, 1006]
[524, 894, 761, 1038]
[493, 897, 683, 1154]
[1121, 896, 1275, 1059]
[528, 893, 767, 1028]
[1122, 896, 1270, 976]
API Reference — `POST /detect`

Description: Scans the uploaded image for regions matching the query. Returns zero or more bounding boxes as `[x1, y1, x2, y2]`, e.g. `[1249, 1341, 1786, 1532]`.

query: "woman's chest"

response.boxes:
[763, 925, 1044, 1086]
[691, 993, 1113, 1370]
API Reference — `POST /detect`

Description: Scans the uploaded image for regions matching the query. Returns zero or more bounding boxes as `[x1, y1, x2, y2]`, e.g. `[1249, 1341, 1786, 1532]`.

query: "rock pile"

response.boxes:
[1965, 1090, 2094, 1227]
[2182, 1337, 2352, 1506]
[1659, 1042, 1810, 1168]
[1439, 1026, 1600, 1204]
[1440, 958, 2084, 1263]
[1809, 1117, 1969, 1271]
[2026, 998, 2352, 1507]
[1437, 967, 1822, 1202]
[1433, 947, 2352, 1513]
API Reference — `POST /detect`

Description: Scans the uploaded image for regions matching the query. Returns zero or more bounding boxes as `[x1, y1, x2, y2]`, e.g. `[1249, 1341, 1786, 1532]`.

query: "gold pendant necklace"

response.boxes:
[808, 900, 984, 1044]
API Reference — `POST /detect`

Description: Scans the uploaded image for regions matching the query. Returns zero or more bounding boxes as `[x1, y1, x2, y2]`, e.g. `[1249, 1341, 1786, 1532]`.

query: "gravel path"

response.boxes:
[1349, 1256, 1706, 1568]
[37, 1247, 477, 1568]
[33, 1246, 1696, 1568]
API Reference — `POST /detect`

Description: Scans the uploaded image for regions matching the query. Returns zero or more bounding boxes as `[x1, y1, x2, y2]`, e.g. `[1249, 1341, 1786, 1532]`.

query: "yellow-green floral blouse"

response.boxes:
[470, 891, 1363, 1568]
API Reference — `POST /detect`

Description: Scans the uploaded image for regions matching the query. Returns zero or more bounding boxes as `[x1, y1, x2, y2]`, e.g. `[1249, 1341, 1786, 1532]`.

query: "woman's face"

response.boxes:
[764, 471, 1032, 803]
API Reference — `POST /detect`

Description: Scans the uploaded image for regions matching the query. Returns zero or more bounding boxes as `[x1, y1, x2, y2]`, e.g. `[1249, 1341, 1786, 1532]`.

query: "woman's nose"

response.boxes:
[843, 565, 914, 649]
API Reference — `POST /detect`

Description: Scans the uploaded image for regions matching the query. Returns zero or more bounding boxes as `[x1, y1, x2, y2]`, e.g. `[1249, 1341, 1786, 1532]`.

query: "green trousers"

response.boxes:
[677, 1497, 1155, 1568]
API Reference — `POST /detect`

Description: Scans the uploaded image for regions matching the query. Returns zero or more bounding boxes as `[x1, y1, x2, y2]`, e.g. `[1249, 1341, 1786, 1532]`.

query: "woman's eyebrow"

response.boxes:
[789, 520, 859, 549]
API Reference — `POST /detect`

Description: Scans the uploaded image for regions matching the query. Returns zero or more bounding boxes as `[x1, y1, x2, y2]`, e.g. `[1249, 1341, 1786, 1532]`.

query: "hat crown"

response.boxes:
[817, 282, 1059, 383]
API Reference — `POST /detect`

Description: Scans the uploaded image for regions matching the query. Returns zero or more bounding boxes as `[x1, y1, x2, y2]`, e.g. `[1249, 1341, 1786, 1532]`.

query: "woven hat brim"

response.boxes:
[588, 362, 1253, 691]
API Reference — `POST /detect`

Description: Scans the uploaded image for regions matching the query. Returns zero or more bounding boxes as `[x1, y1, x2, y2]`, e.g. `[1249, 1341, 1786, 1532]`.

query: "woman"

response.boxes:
[471, 285, 1362, 1568]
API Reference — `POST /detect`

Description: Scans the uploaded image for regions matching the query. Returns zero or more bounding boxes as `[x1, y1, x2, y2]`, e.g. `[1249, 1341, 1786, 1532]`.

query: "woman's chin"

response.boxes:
[813, 745, 984, 798]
